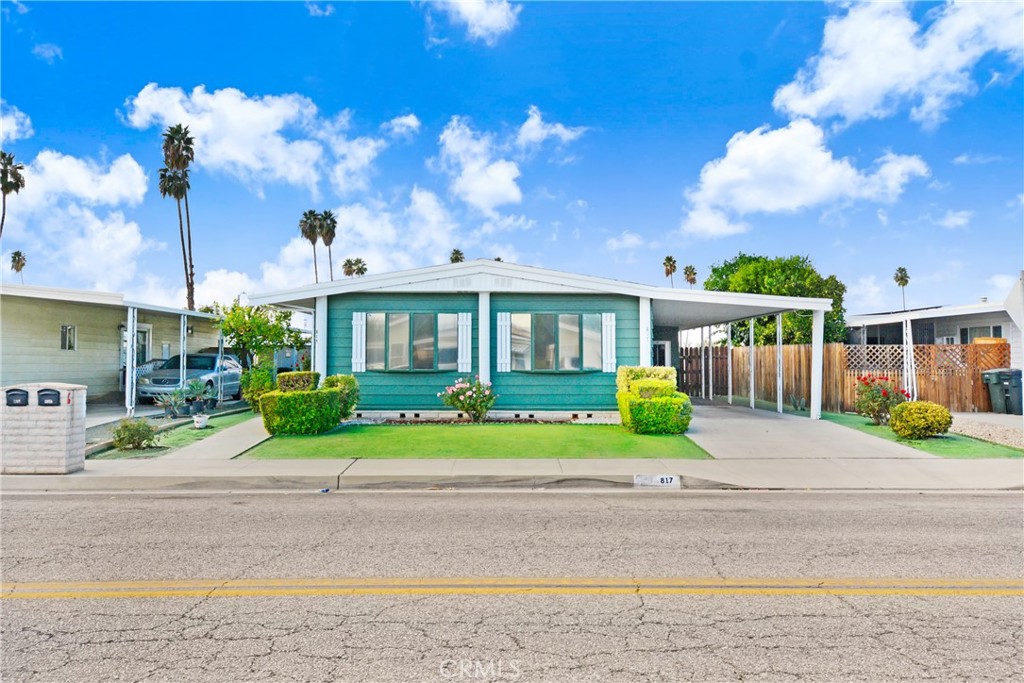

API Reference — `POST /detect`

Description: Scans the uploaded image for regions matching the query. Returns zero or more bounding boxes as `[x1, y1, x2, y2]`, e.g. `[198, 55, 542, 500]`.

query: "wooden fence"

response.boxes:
[680, 342, 1010, 413]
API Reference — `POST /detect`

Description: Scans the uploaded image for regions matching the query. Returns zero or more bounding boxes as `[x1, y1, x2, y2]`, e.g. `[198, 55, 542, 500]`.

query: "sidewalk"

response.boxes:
[3, 409, 1022, 492]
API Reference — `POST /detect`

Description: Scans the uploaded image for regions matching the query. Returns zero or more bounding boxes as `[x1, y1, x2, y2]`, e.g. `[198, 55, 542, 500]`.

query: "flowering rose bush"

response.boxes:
[438, 376, 498, 422]
[853, 375, 910, 425]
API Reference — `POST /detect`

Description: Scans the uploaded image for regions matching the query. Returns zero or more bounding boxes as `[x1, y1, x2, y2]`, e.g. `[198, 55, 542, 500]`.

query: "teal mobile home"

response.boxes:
[250, 261, 833, 417]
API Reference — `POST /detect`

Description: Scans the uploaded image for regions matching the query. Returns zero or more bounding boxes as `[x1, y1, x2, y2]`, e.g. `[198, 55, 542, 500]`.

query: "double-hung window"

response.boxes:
[508, 313, 603, 372]
[959, 325, 1003, 344]
[363, 312, 460, 372]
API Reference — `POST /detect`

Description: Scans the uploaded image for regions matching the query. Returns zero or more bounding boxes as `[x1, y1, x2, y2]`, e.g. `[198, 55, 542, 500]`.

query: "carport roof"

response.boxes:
[249, 260, 831, 328]
[1, 284, 220, 319]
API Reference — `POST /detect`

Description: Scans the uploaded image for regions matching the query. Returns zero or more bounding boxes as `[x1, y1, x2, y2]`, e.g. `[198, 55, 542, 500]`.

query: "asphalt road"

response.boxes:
[2, 491, 1022, 682]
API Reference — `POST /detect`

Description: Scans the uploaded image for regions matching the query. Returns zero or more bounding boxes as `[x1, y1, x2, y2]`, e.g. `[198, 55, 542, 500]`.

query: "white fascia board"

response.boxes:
[1, 283, 126, 308]
[848, 303, 1007, 327]
[123, 301, 221, 319]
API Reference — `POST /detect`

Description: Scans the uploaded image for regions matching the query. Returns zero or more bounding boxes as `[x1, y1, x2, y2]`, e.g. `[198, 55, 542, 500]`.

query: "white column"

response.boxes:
[776, 314, 783, 414]
[639, 297, 652, 365]
[727, 323, 733, 405]
[478, 292, 491, 383]
[810, 309, 825, 420]
[179, 314, 188, 390]
[699, 326, 705, 398]
[708, 326, 714, 400]
[314, 296, 328, 377]
[748, 318, 755, 410]
[125, 306, 138, 417]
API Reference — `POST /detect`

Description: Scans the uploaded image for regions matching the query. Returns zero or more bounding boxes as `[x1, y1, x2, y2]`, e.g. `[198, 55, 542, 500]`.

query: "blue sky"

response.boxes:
[1, 0, 1021, 315]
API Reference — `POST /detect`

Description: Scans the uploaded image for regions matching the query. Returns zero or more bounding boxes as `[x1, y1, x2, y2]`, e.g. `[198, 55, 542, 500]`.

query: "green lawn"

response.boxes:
[244, 423, 710, 460]
[822, 411, 1023, 459]
[91, 411, 255, 459]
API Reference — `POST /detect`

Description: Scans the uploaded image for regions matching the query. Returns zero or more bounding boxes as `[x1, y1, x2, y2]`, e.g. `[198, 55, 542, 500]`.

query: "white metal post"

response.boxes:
[903, 319, 918, 401]
[478, 292, 491, 383]
[125, 306, 138, 417]
[217, 331, 225, 405]
[179, 314, 188, 391]
[776, 314, 783, 414]
[810, 309, 825, 420]
[314, 296, 328, 378]
[639, 297, 652, 366]
[727, 323, 733, 405]
[699, 326, 705, 399]
[749, 318, 755, 410]
[708, 326, 714, 400]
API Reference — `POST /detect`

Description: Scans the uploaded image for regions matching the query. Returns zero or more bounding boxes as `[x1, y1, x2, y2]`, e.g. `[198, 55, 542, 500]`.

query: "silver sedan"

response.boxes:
[137, 354, 243, 400]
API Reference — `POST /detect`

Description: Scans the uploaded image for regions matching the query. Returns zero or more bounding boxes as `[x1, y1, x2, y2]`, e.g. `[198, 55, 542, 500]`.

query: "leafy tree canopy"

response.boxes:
[704, 253, 847, 345]
[207, 299, 306, 368]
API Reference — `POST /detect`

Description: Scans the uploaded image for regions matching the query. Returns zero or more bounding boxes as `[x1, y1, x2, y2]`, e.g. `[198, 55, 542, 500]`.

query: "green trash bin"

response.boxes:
[1006, 369, 1023, 416]
[982, 369, 1008, 413]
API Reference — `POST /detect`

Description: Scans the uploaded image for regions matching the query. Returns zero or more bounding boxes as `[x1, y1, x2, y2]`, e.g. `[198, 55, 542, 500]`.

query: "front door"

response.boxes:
[652, 341, 670, 367]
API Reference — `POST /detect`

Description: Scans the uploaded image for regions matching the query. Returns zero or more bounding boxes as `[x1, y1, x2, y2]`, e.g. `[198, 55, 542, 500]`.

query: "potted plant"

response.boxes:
[202, 383, 219, 412]
[155, 390, 186, 418]
[185, 379, 207, 416]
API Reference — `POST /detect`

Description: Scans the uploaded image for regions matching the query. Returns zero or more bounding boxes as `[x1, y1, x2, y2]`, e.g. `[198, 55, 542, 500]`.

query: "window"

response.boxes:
[364, 312, 460, 371]
[60, 325, 76, 351]
[959, 325, 1003, 344]
[509, 313, 602, 372]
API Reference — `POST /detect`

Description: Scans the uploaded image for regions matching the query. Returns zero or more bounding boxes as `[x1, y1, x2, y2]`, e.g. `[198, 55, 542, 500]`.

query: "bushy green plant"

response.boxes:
[111, 418, 159, 450]
[438, 376, 497, 422]
[621, 393, 693, 434]
[323, 374, 360, 419]
[615, 366, 677, 393]
[853, 375, 909, 425]
[890, 401, 952, 440]
[241, 366, 276, 413]
[278, 371, 321, 392]
[260, 388, 342, 435]
[629, 379, 676, 399]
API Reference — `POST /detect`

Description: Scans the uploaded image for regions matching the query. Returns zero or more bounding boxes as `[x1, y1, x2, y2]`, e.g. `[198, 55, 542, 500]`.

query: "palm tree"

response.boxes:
[1, 151, 27, 241]
[683, 264, 697, 288]
[319, 210, 337, 281]
[299, 209, 321, 283]
[10, 250, 26, 283]
[893, 267, 910, 310]
[342, 257, 356, 278]
[663, 256, 677, 287]
[161, 125, 196, 309]
[449, 249, 465, 263]
[494, 256, 502, 261]
[158, 167, 193, 309]
[352, 257, 367, 276]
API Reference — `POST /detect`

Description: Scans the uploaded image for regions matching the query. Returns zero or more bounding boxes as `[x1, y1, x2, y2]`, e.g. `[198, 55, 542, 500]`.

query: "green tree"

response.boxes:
[320, 210, 337, 281]
[158, 167, 193, 309]
[0, 151, 26, 241]
[662, 256, 677, 287]
[893, 266, 910, 310]
[450, 248, 465, 263]
[683, 264, 697, 288]
[705, 253, 847, 345]
[10, 249, 26, 283]
[211, 299, 306, 369]
[342, 257, 355, 277]
[299, 209, 321, 283]
[161, 125, 196, 310]
[351, 257, 367, 276]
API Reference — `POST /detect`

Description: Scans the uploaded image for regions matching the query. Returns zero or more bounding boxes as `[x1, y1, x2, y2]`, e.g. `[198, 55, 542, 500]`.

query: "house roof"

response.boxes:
[0, 283, 220, 320]
[249, 259, 833, 328]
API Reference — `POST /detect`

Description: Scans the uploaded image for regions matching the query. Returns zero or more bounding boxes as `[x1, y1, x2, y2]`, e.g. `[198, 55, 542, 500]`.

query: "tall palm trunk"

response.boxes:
[175, 199, 190, 309]
[183, 191, 195, 310]
[328, 245, 334, 281]
[312, 244, 319, 283]
[669, 274, 674, 288]
[901, 287, 906, 311]
[1, 193, 6, 241]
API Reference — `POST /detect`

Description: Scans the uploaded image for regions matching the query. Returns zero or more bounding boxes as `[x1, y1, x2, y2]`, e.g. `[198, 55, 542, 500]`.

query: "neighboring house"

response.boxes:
[846, 271, 1024, 369]
[1, 284, 221, 404]
[250, 260, 834, 417]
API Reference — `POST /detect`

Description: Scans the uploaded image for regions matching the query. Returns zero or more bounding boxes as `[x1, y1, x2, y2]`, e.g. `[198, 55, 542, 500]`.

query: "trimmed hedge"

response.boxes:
[260, 388, 341, 435]
[630, 379, 676, 399]
[620, 394, 693, 434]
[278, 371, 321, 392]
[616, 366, 677, 393]
[322, 374, 361, 419]
[240, 366, 276, 413]
[890, 400, 952, 440]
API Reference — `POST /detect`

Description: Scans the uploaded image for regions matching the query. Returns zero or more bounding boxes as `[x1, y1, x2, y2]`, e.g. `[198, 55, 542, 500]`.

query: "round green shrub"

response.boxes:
[112, 418, 159, 450]
[260, 388, 342, 435]
[322, 374, 361, 419]
[240, 366, 276, 413]
[277, 371, 321, 392]
[889, 401, 952, 440]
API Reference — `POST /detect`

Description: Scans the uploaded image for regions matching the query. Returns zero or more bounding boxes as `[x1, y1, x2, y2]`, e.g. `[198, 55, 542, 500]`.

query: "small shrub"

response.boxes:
[853, 375, 909, 425]
[890, 401, 952, 440]
[260, 389, 342, 435]
[616, 366, 677, 393]
[112, 418, 159, 450]
[622, 393, 693, 434]
[438, 376, 497, 422]
[278, 371, 321, 392]
[323, 374, 360, 419]
[241, 366, 276, 413]
[629, 379, 676, 399]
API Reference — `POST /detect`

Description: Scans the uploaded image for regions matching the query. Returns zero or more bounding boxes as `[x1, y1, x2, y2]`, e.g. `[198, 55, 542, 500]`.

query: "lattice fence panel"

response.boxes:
[845, 345, 903, 372]
[972, 343, 1010, 371]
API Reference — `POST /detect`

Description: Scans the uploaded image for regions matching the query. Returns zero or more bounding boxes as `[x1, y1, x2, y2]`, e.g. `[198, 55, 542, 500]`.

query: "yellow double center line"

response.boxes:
[2, 577, 1022, 600]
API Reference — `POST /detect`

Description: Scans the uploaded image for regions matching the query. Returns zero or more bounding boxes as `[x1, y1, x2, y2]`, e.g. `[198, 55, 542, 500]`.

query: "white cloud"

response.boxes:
[605, 230, 646, 251]
[438, 115, 521, 216]
[405, 185, 458, 257]
[847, 275, 885, 312]
[32, 43, 62, 64]
[382, 113, 422, 139]
[773, 1, 1024, 128]
[317, 112, 387, 196]
[952, 152, 1002, 165]
[986, 274, 1018, 299]
[477, 213, 534, 236]
[432, 0, 521, 46]
[566, 198, 588, 222]
[0, 100, 33, 144]
[516, 105, 587, 151]
[305, 2, 334, 17]
[680, 120, 928, 237]
[936, 209, 972, 229]
[877, 209, 889, 226]
[17, 150, 147, 214]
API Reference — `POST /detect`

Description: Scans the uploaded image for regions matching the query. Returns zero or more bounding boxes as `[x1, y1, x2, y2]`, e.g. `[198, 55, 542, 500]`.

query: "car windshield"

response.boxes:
[160, 356, 216, 371]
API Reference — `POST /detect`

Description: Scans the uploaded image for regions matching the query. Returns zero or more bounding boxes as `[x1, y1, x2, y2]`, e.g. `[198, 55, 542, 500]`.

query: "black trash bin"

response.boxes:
[1005, 369, 1023, 416]
[982, 369, 1008, 413]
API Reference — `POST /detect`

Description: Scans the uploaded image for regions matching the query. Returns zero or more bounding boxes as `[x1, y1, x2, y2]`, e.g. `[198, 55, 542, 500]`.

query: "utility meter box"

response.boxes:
[1, 383, 87, 474]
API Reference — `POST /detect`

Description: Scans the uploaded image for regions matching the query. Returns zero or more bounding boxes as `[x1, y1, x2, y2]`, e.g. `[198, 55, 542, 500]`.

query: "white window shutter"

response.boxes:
[496, 312, 512, 373]
[351, 312, 366, 372]
[601, 312, 616, 373]
[457, 312, 473, 373]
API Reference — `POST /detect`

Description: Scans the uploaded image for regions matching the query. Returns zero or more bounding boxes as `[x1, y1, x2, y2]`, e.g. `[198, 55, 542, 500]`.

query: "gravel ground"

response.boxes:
[950, 415, 1024, 449]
